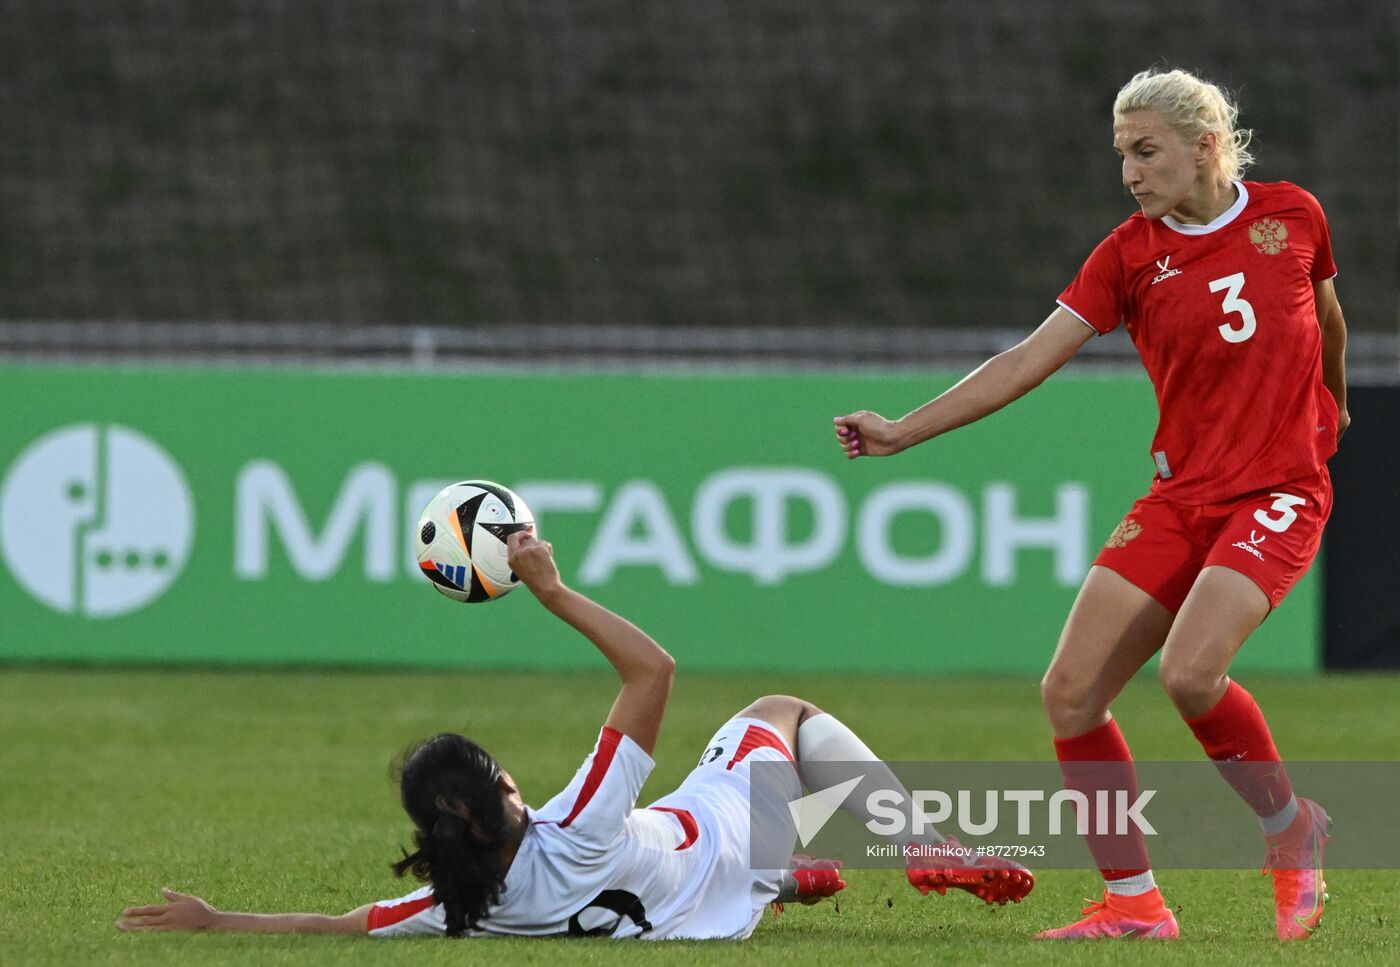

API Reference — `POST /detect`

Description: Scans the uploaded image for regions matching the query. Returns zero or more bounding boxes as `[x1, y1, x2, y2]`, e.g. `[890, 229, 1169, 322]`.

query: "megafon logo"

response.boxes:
[0, 425, 194, 617]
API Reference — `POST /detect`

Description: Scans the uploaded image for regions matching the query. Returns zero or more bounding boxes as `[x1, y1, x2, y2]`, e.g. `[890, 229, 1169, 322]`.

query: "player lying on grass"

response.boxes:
[118, 531, 1032, 940]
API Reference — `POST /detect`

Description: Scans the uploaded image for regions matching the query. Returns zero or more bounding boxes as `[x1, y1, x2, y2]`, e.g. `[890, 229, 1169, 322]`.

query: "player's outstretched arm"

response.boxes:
[1314, 277, 1350, 442]
[834, 307, 1093, 459]
[507, 531, 674, 755]
[117, 888, 371, 935]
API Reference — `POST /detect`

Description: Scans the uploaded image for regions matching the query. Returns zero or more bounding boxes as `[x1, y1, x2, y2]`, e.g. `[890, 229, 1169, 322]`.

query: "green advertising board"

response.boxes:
[0, 362, 1318, 674]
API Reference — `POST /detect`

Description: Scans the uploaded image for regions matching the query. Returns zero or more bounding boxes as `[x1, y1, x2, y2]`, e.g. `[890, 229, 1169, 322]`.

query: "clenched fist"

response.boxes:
[507, 531, 563, 597]
[833, 411, 904, 459]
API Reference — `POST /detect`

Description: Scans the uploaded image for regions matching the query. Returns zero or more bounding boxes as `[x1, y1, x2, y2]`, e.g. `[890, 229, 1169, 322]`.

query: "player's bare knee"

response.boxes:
[1158, 659, 1217, 711]
[736, 695, 820, 749]
[1041, 673, 1107, 736]
[1040, 670, 1084, 716]
[740, 694, 820, 720]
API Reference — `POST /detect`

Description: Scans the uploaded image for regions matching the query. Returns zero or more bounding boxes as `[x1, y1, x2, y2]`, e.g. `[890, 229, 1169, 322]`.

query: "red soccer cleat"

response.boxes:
[905, 838, 1035, 906]
[773, 855, 846, 912]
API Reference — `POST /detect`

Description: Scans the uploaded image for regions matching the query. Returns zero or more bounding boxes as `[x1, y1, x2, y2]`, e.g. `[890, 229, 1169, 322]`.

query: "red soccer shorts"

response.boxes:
[1093, 468, 1333, 613]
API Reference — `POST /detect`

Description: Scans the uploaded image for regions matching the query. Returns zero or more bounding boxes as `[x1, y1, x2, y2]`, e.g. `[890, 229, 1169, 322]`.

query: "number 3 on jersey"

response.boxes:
[1209, 272, 1257, 343]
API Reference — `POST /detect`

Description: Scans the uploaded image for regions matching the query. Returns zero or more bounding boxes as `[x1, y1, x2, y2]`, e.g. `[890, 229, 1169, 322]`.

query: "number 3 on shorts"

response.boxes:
[1210, 272, 1257, 343]
[1254, 492, 1306, 533]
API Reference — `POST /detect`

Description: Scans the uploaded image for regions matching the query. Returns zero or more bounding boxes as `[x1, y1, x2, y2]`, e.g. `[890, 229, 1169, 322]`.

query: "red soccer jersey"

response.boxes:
[1058, 180, 1339, 505]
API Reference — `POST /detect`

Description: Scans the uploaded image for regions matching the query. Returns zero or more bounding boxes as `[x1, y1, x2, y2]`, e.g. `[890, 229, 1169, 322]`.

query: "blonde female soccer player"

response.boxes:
[834, 67, 1348, 941]
[118, 531, 1031, 941]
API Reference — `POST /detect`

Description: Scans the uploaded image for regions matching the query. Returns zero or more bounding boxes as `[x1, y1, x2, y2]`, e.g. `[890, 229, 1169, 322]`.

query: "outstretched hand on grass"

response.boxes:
[117, 888, 217, 932]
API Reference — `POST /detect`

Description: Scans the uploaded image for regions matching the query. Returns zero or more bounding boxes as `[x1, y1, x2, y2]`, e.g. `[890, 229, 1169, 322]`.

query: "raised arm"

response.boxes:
[1314, 277, 1350, 443]
[834, 307, 1094, 458]
[117, 888, 371, 935]
[507, 531, 675, 755]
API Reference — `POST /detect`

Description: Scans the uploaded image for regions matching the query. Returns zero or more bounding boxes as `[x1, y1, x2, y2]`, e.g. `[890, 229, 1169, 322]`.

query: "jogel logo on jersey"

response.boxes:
[0, 424, 194, 617]
[1151, 256, 1183, 285]
[1249, 219, 1289, 255]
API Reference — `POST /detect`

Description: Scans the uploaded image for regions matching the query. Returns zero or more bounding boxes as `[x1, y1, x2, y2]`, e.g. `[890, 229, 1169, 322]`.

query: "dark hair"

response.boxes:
[391, 733, 511, 936]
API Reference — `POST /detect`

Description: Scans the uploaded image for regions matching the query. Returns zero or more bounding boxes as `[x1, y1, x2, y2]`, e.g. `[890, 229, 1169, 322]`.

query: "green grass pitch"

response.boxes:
[2, 667, 1398, 966]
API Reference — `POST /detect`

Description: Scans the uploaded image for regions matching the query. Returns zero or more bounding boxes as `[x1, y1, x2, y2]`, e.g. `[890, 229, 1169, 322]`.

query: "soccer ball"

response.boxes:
[415, 481, 535, 603]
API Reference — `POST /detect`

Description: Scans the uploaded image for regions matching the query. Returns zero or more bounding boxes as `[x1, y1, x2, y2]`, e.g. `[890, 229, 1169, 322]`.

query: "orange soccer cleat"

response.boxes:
[1035, 888, 1180, 940]
[1263, 798, 1330, 941]
[905, 838, 1035, 906]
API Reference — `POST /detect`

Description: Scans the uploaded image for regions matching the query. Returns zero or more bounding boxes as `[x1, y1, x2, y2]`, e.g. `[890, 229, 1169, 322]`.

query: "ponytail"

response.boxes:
[391, 734, 512, 936]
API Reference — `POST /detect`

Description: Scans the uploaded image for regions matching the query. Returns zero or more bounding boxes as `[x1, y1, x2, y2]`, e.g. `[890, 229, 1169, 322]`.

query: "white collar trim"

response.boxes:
[1160, 181, 1248, 235]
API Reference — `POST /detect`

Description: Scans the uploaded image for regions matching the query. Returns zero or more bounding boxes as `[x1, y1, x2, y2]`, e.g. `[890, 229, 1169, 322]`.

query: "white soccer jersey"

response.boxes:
[366, 719, 800, 941]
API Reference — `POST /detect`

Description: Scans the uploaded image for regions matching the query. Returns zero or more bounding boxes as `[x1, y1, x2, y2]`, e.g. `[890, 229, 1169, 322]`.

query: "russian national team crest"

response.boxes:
[1106, 518, 1142, 548]
[1248, 219, 1289, 255]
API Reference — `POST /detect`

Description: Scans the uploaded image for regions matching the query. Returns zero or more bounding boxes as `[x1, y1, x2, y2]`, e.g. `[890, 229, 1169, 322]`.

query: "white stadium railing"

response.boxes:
[0, 320, 1396, 381]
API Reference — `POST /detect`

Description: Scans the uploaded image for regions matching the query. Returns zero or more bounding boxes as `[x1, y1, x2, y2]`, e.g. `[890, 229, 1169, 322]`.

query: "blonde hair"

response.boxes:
[1114, 68, 1255, 182]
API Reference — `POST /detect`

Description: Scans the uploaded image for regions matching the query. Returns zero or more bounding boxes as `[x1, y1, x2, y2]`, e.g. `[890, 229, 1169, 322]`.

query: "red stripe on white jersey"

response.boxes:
[726, 724, 793, 770]
[648, 806, 700, 850]
[560, 727, 624, 828]
[366, 892, 436, 932]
